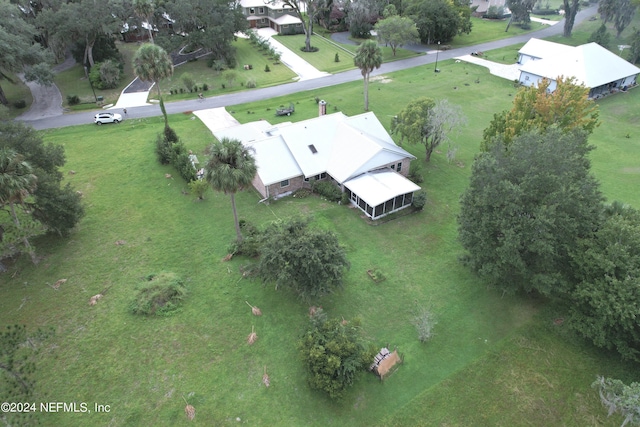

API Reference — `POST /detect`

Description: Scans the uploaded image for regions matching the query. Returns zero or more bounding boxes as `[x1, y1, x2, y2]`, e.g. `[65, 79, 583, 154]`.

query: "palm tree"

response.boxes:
[133, 0, 155, 43]
[132, 43, 173, 128]
[0, 148, 38, 263]
[354, 40, 383, 111]
[204, 138, 257, 243]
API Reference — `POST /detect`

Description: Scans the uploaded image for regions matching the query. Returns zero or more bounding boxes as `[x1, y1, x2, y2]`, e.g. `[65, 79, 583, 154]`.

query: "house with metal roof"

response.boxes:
[239, 0, 304, 34]
[213, 107, 421, 220]
[518, 39, 640, 98]
[517, 38, 574, 65]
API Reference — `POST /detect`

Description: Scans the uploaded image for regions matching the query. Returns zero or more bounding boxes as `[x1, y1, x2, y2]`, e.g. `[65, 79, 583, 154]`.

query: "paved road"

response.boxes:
[23, 6, 597, 131]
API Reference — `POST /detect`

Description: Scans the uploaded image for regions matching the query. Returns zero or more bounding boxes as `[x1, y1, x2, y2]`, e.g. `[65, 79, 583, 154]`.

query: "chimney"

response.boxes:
[319, 100, 326, 116]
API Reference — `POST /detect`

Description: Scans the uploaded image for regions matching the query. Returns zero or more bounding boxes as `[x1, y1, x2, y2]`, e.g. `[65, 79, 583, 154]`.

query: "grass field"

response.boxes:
[2, 47, 639, 425]
[1, 71, 34, 119]
[273, 34, 421, 74]
[54, 39, 298, 110]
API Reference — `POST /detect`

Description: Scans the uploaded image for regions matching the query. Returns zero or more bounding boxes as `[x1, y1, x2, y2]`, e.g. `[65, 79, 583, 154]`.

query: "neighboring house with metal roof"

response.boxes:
[239, 0, 304, 34]
[517, 38, 574, 65]
[470, 0, 508, 17]
[213, 108, 420, 220]
[518, 39, 640, 98]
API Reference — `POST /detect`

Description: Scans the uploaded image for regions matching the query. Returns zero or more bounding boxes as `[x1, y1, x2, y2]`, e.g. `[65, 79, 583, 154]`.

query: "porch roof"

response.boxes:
[344, 170, 421, 207]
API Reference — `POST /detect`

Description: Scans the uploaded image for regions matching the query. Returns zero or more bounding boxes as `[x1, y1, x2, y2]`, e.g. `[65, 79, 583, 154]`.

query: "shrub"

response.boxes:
[89, 60, 121, 89]
[66, 95, 80, 106]
[164, 125, 179, 143]
[340, 191, 350, 205]
[334, 53, 340, 62]
[412, 305, 437, 342]
[202, 83, 209, 91]
[312, 181, 342, 202]
[298, 309, 372, 399]
[293, 188, 311, 198]
[12, 99, 26, 109]
[155, 133, 173, 164]
[412, 190, 427, 210]
[188, 179, 209, 200]
[130, 272, 187, 316]
[227, 219, 262, 257]
[485, 5, 505, 18]
[264, 64, 271, 72]
[408, 162, 424, 184]
[246, 78, 256, 88]
[180, 73, 196, 90]
[222, 70, 238, 87]
[171, 141, 196, 182]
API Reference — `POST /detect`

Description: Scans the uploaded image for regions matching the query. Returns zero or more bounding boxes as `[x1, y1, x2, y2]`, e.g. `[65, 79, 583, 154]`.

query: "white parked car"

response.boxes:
[94, 112, 122, 125]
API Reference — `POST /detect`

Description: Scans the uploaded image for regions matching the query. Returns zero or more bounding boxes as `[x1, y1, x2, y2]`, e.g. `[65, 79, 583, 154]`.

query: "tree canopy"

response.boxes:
[257, 217, 350, 303]
[132, 43, 174, 128]
[298, 309, 371, 399]
[570, 204, 640, 362]
[392, 97, 465, 161]
[458, 128, 603, 297]
[204, 137, 257, 243]
[353, 40, 382, 111]
[0, 0, 54, 106]
[592, 376, 640, 426]
[0, 122, 84, 262]
[404, 0, 472, 44]
[374, 15, 420, 56]
[162, 0, 246, 61]
[482, 77, 600, 151]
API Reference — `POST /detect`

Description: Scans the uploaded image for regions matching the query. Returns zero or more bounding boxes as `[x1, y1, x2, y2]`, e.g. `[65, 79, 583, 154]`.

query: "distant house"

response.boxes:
[213, 106, 421, 220]
[239, 0, 305, 35]
[518, 39, 640, 98]
[517, 38, 574, 65]
[470, 0, 508, 17]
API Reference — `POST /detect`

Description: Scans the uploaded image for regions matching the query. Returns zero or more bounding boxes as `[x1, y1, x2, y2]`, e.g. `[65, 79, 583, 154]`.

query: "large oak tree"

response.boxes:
[458, 128, 603, 297]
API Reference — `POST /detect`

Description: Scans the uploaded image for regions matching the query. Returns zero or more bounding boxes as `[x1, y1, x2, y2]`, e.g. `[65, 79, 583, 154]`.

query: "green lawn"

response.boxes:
[273, 34, 422, 74]
[451, 16, 551, 47]
[54, 41, 141, 108]
[0, 71, 33, 119]
[1, 51, 638, 425]
[53, 38, 298, 109]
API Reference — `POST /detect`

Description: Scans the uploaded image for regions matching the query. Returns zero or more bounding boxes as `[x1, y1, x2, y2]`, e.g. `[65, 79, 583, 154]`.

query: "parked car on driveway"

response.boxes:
[94, 112, 122, 125]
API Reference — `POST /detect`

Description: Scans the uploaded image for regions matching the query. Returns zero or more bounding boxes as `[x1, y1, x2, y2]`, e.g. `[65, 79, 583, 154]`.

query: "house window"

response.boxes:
[280, 179, 289, 188]
[249, 7, 255, 14]
[296, 23, 302, 26]
[282, 24, 289, 28]
[525, 76, 529, 81]
[390, 164, 395, 170]
[397, 162, 402, 172]
[277, 9, 283, 12]
[308, 144, 317, 154]
[261, 18, 266, 23]
[259, 7, 264, 13]
[320, 172, 327, 179]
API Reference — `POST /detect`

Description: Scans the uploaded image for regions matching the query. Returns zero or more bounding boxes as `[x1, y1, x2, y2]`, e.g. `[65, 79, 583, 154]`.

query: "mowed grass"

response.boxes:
[273, 34, 422, 73]
[1, 49, 639, 426]
[451, 16, 551, 47]
[53, 38, 298, 109]
[1, 71, 33, 119]
[54, 41, 141, 108]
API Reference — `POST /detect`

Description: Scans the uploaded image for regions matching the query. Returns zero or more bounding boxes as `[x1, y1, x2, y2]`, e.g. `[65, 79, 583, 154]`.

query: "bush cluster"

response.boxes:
[129, 272, 187, 316]
[412, 190, 427, 210]
[155, 126, 196, 182]
[66, 95, 80, 106]
[312, 181, 342, 202]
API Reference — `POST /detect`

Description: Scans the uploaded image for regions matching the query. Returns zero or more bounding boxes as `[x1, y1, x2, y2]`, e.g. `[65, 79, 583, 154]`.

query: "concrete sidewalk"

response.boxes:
[455, 55, 521, 81]
[255, 28, 330, 81]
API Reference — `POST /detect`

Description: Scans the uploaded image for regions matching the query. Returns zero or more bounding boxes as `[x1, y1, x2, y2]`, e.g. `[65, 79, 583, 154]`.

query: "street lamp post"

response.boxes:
[434, 41, 440, 73]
